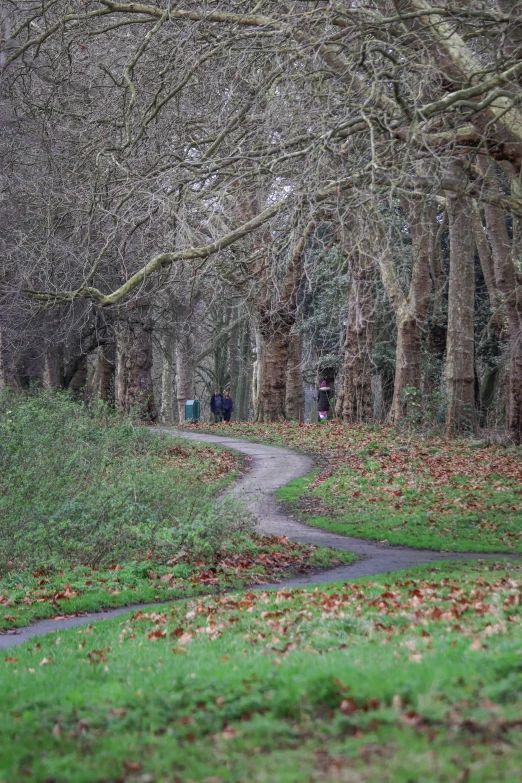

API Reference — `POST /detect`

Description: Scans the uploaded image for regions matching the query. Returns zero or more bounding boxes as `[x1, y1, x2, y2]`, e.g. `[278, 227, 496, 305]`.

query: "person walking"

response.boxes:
[210, 389, 224, 423]
[317, 380, 331, 422]
[222, 391, 234, 422]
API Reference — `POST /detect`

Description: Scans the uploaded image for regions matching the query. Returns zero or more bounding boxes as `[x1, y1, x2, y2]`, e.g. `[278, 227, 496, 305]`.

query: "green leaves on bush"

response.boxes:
[0, 391, 252, 574]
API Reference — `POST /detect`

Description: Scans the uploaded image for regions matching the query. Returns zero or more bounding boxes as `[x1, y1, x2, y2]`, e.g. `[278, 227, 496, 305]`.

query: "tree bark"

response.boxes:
[116, 316, 157, 420]
[381, 198, 435, 423]
[255, 318, 290, 422]
[255, 219, 315, 422]
[42, 350, 60, 390]
[252, 323, 263, 421]
[175, 332, 195, 423]
[68, 356, 88, 400]
[507, 177, 522, 443]
[472, 204, 504, 337]
[89, 343, 115, 403]
[285, 329, 305, 421]
[235, 319, 252, 420]
[445, 165, 476, 434]
[116, 328, 126, 413]
[227, 314, 240, 418]
[160, 331, 174, 424]
[391, 312, 425, 420]
[427, 209, 448, 363]
[337, 249, 374, 423]
[479, 163, 522, 443]
[0, 330, 5, 391]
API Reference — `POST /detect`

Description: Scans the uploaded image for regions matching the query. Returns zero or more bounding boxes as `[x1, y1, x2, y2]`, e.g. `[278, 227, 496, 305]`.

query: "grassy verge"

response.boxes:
[0, 393, 352, 630]
[2, 559, 522, 782]
[187, 421, 522, 553]
[0, 537, 355, 629]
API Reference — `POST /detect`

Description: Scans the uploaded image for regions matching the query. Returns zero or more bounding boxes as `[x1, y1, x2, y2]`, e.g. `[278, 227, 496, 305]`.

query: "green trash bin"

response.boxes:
[185, 399, 200, 422]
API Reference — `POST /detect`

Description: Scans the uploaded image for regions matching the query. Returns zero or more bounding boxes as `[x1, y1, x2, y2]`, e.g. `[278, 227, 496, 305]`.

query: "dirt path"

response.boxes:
[1, 428, 516, 649]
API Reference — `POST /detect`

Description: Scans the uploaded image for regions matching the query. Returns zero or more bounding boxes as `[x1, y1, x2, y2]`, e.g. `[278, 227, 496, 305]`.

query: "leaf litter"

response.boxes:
[194, 421, 522, 552]
[0, 535, 352, 630]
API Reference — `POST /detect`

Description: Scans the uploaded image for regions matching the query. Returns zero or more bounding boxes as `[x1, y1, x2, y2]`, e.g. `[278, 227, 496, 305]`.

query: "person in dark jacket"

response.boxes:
[222, 391, 234, 422]
[210, 390, 223, 423]
[317, 380, 331, 422]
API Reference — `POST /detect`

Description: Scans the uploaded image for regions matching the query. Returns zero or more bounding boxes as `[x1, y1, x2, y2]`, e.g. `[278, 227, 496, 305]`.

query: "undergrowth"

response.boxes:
[0, 391, 250, 574]
[0, 393, 353, 627]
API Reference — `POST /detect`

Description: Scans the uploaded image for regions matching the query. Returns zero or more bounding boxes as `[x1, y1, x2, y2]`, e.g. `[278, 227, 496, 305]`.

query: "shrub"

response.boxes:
[0, 390, 252, 574]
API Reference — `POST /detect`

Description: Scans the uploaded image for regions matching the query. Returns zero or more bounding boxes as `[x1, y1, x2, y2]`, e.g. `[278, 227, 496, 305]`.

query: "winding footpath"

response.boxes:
[1, 428, 517, 649]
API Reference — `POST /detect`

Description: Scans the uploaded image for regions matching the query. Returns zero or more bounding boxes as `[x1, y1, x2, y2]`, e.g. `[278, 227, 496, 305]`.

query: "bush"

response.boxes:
[0, 390, 252, 574]
[399, 385, 447, 432]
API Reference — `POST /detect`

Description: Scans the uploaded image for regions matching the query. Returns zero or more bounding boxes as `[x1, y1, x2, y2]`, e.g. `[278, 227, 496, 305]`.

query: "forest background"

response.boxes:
[1, 0, 522, 442]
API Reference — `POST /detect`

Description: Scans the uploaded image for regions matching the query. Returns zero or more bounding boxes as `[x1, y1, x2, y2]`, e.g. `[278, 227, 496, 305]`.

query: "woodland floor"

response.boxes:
[0, 532, 354, 631]
[2, 415, 522, 781]
[0, 398, 352, 632]
[3, 560, 522, 782]
[187, 421, 522, 553]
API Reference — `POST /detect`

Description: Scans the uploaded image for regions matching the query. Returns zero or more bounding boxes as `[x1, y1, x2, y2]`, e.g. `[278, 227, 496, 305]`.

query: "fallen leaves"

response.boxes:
[339, 698, 358, 715]
[123, 760, 141, 772]
[221, 726, 238, 740]
[161, 443, 241, 483]
[147, 629, 167, 640]
[87, 647, 112, 663]
[1, 532, 345, 631]
[193, 421, 522, 552]
[115, 564, 522, 677]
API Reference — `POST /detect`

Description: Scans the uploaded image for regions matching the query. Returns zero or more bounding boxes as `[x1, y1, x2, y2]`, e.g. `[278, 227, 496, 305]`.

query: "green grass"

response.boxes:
[0, 393, 353, 630]
[0, 391, 247, 573]
[191, 421, 522, 553]
[0, 539, 356, 630]
[2, 559, 522, 782]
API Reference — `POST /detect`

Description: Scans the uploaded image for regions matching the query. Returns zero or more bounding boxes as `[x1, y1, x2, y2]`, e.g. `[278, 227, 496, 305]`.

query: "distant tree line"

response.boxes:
[1, 0, 521, 440]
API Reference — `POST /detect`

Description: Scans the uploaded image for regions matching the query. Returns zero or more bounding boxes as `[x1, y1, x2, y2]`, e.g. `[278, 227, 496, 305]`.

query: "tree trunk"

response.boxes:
[472, 204, 504, 338]
[227, 311, 241, 414]
[445, 167, 476, 435]
[427, 208, 448, 364]
[116, 317, 157, 420]
[337, 250, 374, 423]
[480, 163, 522, 443]
[254, 219, 315, 423]
[116, 328, 126, 413]
[471, 205, 503, 424]
[0, 330, 5, 391]
[89, 343, 115, 403]
[175, 332, 195, 423]
[285, 329, 304, 421]
[160, 331, 174, 424]
[68, 356, 88, 400]
[390, 312, 425, 421]
[42, 350, 60, 390]
[256, 322, 289, 422]
[252, 323, 263, 420]
[510, 336, 522, 444]
[384, 199, 435, 423]
[235, 319, 252, 420]
[507, 177, 522, 443]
